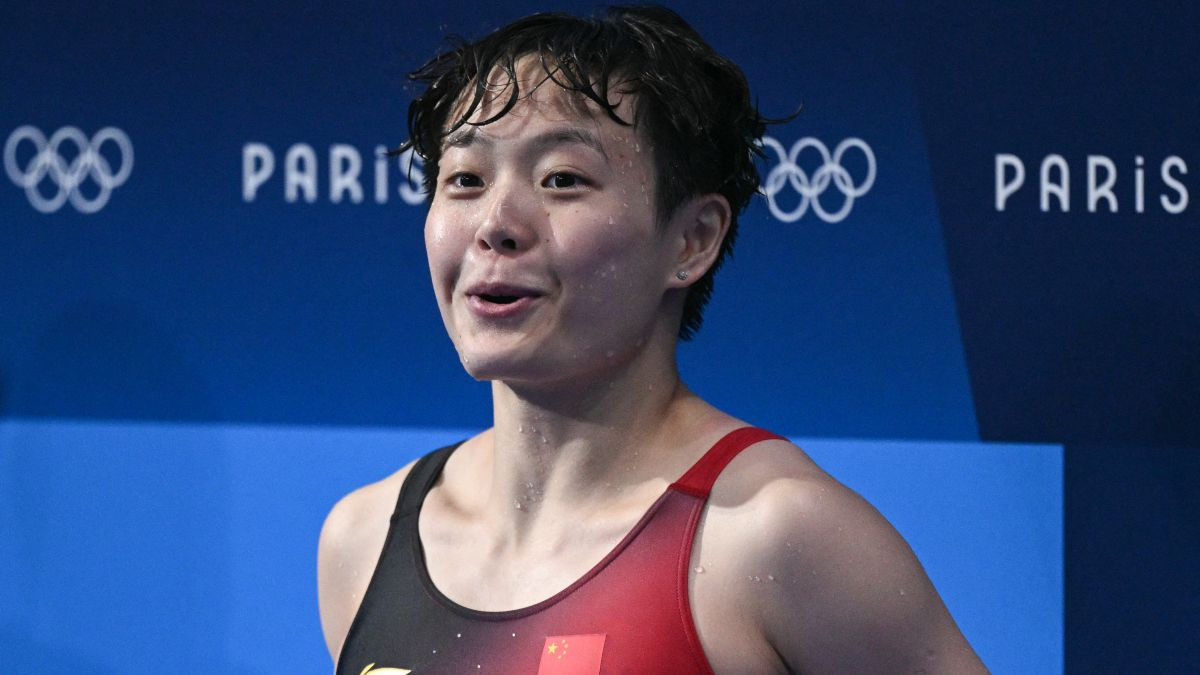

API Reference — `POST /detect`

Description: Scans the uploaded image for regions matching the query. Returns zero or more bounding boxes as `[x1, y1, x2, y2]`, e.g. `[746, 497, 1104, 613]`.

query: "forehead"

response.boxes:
[444, 56, 642, 145]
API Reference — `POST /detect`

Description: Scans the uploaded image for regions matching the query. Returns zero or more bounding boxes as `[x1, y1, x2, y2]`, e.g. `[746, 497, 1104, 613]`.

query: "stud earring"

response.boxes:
[675, 270, 690, 281]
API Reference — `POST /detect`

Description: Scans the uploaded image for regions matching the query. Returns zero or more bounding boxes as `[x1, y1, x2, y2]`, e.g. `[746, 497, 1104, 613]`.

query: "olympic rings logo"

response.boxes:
[760, 136, 876, 223]
[4, 125, 134, 214]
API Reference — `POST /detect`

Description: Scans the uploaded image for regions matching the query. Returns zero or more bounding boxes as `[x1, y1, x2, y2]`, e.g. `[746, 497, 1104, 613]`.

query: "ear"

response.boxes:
[668, 193, 732, 288]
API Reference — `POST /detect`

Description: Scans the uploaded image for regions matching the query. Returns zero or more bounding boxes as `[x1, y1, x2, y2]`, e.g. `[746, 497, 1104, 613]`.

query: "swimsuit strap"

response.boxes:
[671, 426, 786, 498]
[396, 442, 461, 519]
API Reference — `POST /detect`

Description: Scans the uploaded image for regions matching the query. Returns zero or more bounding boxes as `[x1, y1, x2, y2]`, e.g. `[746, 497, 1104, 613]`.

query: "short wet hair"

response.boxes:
[404, 5, 777, 339]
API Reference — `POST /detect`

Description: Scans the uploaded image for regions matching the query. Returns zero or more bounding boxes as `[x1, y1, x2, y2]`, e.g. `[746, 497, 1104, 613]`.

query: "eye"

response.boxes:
[447, 172, 484, 189]
[543, 172, 585, 189]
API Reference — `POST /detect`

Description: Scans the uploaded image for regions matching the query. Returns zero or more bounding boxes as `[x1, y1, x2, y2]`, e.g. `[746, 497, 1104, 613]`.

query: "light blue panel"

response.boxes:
[220, 423, 471, 670]
[1, 421, 1059, 673]
[0, 419, 467, 673]
[801, 438, 1063, 674]
[0, 419, 235, 670]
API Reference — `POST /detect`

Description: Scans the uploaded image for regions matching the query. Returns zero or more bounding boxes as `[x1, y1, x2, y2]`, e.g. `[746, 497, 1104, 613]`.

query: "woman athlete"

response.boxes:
[319, 6, 984, 673]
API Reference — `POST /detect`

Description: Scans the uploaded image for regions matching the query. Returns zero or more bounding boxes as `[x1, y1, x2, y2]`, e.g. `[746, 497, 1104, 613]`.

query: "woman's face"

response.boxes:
[424, 70, 681, 387]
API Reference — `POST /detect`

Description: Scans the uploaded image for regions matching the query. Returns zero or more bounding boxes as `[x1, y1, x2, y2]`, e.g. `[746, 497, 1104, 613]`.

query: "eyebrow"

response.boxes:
[442, 126, 609, 161]
[443, 126, 481, 149]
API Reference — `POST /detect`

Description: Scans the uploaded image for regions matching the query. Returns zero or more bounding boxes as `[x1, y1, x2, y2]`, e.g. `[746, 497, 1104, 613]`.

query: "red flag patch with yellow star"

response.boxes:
[536, 633, 606, 674]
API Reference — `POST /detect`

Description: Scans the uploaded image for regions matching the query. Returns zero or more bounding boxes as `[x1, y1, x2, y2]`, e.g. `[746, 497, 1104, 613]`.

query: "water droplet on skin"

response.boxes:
[767, 574, 775, 582]
[608, 216, 614, 225]
[753, 575, 761, 582]
[515, 501, 522, 510]
[457, 633, 462, 638]
[512, 632, 517, 637]
[694, 566, 705, 574]
[518, 424, 523, 432]
[899, 589, 907, 596]
[433, 649, 438, 654]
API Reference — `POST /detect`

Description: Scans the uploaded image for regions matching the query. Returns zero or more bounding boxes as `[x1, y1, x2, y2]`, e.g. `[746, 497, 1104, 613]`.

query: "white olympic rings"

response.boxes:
[760, 136, 875, 223]
[4, 125, 134, 214]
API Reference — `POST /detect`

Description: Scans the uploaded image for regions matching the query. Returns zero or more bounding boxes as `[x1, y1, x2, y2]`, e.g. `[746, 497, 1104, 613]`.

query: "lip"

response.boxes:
[464, 281, 545, 319]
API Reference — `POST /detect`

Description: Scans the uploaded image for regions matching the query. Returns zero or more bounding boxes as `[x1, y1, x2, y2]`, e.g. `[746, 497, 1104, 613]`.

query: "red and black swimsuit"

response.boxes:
[338, 427, 783, 674]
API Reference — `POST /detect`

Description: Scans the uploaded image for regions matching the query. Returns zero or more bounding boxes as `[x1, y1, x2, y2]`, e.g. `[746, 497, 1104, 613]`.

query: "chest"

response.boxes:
[412, 494, 782, 673]
[418, 500, 656, 612]
[342, 490, 717, 674]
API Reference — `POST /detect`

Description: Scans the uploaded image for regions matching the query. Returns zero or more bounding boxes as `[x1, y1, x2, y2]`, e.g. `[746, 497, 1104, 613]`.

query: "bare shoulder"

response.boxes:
[697, 438, 986, 673]
[317, 459, 418, 663]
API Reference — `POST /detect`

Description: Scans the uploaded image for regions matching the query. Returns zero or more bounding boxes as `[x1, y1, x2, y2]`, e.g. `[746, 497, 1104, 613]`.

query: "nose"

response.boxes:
[475, 179, 538, 254]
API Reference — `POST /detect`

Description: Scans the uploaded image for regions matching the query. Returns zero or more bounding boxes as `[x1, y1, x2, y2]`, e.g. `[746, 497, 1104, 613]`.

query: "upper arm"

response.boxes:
[317, 493, 364, 661]
[702, 441, 986, 674]
[317, 468, 410, 665]
[754, 478, 986, 673]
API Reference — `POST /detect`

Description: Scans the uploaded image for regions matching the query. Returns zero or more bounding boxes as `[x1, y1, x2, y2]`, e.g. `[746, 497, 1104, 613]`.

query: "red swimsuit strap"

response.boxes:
[670, 426, 787, 498]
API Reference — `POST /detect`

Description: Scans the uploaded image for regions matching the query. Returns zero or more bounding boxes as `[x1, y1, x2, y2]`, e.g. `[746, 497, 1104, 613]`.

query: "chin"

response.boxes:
[455, 351, 494, 381]
[452, 330, 554, 381]
[461, 361, 502, 382]
[456, 348, 534, 382]
[457, 349, 582, 388]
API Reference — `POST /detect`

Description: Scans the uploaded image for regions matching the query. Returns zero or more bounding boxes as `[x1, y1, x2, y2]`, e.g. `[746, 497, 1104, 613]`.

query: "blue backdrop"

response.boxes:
[2, 1, 1195, 672]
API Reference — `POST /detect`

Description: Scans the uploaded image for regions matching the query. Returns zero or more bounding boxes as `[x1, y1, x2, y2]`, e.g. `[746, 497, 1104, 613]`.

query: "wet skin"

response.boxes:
[319, 65, 988, 674]
[424, 79, 682, 390]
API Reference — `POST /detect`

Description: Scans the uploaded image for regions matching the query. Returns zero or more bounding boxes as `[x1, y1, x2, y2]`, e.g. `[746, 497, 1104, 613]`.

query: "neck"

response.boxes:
[477, 334, 704, 535]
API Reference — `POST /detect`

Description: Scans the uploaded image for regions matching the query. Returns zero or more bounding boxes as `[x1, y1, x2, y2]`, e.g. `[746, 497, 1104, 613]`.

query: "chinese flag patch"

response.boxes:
[537, 633, 606, 674]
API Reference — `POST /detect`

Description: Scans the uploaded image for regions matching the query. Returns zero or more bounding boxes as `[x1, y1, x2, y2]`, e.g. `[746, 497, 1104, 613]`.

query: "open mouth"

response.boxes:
[466, 282, 543, 316]
[480, 294, 522, 305]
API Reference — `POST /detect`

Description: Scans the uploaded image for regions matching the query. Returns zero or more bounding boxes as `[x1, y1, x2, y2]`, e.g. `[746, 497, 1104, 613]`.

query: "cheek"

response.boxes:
[562, 226, 658, 302]
[423, 221, 443, 271]
[424, 218, 447, 259]
[424, 216, 461, 301]
[424, 199, 457, 248]
[425, 202, 470, 261]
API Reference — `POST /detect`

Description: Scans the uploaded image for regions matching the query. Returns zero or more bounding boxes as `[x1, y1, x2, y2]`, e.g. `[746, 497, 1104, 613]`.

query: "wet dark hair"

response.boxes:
[403, 5, 779, 339]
